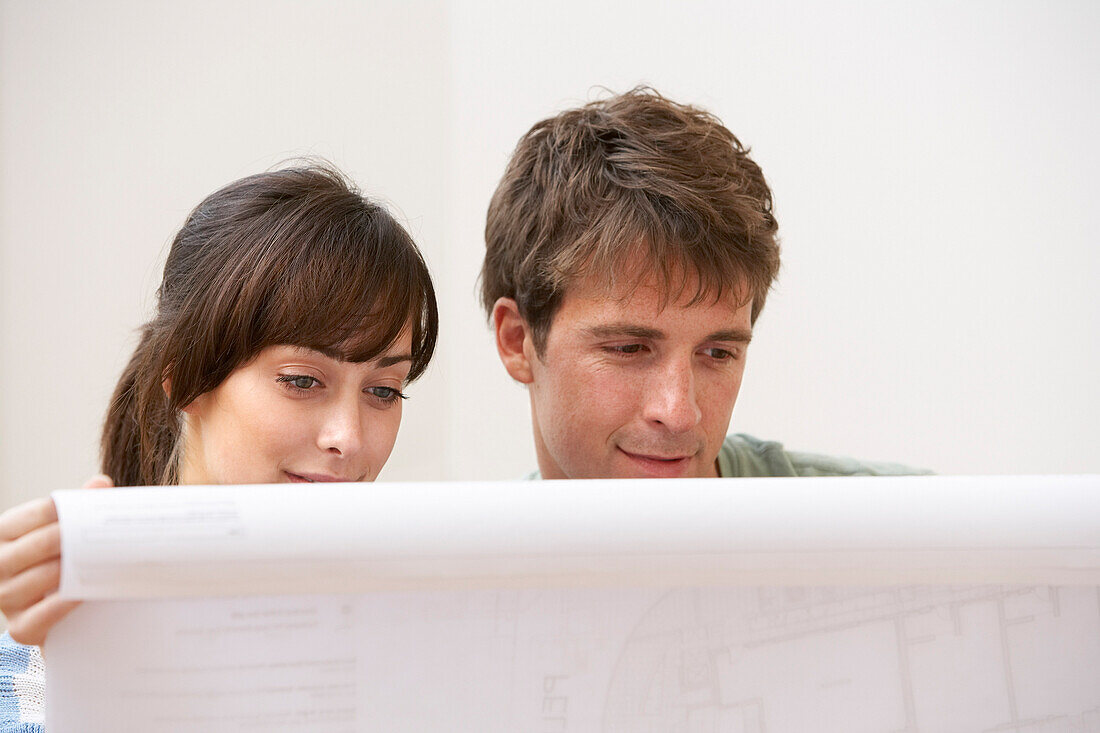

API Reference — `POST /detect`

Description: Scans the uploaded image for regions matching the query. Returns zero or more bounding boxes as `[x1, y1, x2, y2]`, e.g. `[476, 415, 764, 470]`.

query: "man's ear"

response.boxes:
[492, 297, 536, 385]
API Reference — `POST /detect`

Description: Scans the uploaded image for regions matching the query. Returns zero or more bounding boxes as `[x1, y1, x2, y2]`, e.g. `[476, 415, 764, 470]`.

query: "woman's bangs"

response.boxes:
[261, 248, 426, 367]
[207, 168, 437, 381]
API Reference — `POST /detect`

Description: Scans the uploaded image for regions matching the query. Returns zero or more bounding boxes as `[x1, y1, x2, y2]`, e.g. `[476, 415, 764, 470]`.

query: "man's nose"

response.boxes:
[642, 357, 703, 433]
[317, 397, 365, 458]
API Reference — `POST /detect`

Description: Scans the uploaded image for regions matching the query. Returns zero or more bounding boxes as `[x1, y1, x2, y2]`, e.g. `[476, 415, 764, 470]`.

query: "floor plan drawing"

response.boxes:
[45, 479, 1100, 732]
[595, 586, 1100, 732]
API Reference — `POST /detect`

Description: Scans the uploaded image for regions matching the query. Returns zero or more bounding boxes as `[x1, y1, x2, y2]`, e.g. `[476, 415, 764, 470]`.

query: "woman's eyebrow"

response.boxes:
[292, 346, 413, 367]
[375, 354, 413, 367]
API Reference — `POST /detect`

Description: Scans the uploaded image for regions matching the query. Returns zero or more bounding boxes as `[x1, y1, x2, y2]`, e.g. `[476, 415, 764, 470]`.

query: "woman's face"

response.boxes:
[178, 333, 414, 485]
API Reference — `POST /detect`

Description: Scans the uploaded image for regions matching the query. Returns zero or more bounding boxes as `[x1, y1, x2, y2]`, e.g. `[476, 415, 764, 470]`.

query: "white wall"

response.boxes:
[2, 1, 1097, 507]
[0, 0, 450, 505]
[442, 0, 1100, 478]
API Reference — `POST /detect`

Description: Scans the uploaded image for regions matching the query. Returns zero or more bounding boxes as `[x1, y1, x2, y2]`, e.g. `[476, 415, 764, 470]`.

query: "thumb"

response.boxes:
[81, 474, 115, 490]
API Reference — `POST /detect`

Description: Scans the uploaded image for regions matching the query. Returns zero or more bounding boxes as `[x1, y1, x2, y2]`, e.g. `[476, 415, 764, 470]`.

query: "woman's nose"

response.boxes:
[317, 398, 365, 457]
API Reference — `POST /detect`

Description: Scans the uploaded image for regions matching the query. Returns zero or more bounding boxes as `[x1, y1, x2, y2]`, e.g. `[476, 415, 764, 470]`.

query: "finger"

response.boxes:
[0, 558, 60, 612]
[0, 523, 60, 580]
[6, 594, 80, 647]
[0, 476, 112, 543]
[0, 498, 57, 541]
[82, 474, 114, 490]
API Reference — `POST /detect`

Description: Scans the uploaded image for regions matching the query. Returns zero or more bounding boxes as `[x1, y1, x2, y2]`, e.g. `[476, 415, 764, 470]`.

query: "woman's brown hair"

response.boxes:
[101, 163, 438, 486]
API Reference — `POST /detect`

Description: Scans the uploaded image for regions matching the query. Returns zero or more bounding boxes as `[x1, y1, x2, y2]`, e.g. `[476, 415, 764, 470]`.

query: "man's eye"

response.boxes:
[703, 348, 735, 360]
[611, 344, 645, 354]
[277, 375, 321, 391]
[367, 386, 408, 404]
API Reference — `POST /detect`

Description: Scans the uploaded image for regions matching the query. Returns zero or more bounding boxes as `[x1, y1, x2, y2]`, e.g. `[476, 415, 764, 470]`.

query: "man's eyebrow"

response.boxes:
[707, 329, 753, 344]
[584, 324, 666, 340]
[583, 324, 753, 343]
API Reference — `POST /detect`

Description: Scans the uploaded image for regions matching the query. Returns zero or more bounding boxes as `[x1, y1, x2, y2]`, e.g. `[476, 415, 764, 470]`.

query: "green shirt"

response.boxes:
[716, 433, 930, 477]
[528, 433, 929, 479]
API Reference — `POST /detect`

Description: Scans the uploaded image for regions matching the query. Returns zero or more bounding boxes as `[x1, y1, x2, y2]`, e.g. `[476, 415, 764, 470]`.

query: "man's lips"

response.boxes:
[619, 450, 692, 462]
[285, 471, 354, 483]
[616, 447, 696, 477]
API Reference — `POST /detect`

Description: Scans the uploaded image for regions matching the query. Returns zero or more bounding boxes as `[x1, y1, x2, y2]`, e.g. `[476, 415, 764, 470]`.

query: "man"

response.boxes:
[481, 87, 920, 479]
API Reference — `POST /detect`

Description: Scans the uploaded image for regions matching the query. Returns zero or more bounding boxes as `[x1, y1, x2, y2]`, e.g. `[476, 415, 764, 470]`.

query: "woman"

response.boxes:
[0, 163, 438, 728]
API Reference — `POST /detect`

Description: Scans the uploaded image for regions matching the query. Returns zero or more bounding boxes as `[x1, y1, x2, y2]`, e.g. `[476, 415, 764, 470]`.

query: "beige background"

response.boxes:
[2, 0, 1098, 509]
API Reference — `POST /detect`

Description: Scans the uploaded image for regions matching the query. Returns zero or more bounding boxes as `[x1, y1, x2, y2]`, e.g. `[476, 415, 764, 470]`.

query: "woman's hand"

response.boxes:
[0, 475, 113, 646]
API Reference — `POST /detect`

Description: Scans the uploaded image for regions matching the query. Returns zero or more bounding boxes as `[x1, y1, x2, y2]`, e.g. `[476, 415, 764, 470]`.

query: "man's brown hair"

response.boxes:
[481, 86, 780, 351]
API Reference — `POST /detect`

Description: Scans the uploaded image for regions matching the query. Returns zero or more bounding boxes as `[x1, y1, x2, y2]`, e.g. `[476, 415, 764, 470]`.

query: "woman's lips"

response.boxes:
[285, 471, 350, 483]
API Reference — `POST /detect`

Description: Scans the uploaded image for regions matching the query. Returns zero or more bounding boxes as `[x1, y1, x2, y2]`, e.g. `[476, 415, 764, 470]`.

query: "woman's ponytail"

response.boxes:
[100, 325, 179, 486]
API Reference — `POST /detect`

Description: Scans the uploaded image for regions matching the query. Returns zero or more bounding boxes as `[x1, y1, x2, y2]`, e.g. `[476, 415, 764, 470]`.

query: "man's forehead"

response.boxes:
[552, 269, 754, 339]
[562, 266, 752, 315]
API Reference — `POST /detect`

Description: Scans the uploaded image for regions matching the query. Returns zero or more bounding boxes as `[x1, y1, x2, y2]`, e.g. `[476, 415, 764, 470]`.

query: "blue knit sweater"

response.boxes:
[0, 633, 44, 733]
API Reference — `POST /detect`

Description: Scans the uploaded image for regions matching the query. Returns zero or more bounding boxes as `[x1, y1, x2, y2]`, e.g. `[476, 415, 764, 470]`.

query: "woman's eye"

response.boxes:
[277, 374, 321, 391]
[367, 386, 408, 404]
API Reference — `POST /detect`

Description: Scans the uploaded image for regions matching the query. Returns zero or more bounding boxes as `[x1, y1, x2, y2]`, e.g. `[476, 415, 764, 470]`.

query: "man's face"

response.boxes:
[503, 271, 753, 479]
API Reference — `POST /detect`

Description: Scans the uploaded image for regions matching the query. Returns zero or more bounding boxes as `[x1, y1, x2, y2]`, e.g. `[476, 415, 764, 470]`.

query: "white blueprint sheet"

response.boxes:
[46, 476, 1100, 732]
